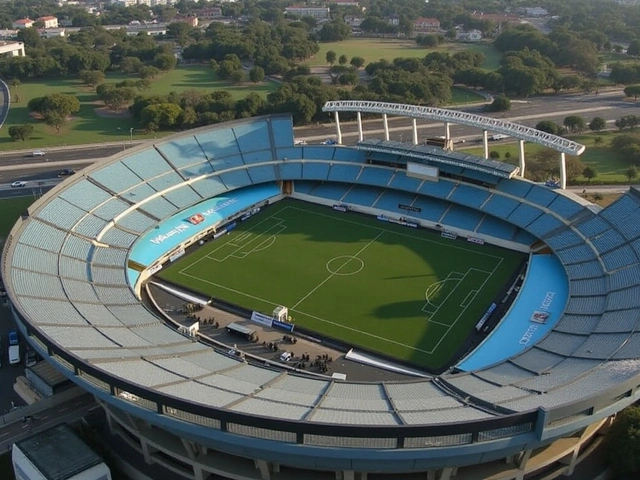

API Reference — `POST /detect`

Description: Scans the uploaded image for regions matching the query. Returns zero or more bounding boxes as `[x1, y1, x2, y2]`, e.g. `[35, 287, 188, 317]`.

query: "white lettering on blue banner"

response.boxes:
[251, 311, 273, 327]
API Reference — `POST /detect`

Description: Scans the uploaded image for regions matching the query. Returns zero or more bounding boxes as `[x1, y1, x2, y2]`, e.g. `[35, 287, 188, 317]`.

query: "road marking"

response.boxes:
[0, 432, 9, 438]
[58, 407, 68, 412]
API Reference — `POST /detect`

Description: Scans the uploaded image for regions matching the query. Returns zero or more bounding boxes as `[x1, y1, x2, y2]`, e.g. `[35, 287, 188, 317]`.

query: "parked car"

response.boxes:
[57, 169, 76, 177]
[31, 151, 45, 157]
[322, 139, 337, 145]
[26, 350, 37, 367]
[294, 140, 307, 145]
[10, 181, 26, 188]
[8, 329, 18, 346]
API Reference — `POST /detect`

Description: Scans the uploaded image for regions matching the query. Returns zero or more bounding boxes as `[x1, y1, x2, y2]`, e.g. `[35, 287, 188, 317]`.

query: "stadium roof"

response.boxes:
[322, 100, 586, 156]
[357, 139, 518, 178]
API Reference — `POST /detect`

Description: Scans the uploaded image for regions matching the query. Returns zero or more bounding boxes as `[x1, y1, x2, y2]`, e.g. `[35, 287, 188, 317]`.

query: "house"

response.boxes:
[39, 28, 66, 38]
[36, 16, 58, 28]
[522, 7, 549, 17]
[344, 15, 364, 27]
[192, 7, 222, 19]
[387, 14, 400, 26]
[413, 17, 440, 33]
[12, 18, 34, 29]
[456, 29, 482, 42]
[284, 5, 330, 19]
[179, 16, 198, 27]
[332, 0, 360, 6]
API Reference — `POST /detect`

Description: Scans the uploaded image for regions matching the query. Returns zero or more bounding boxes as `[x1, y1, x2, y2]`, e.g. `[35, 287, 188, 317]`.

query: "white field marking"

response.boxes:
[283, 205, 504, 262]
[177, 208, 288, 274]
[228, 225, 286, 260]
[461, 289, 479, 308]
[178, 271, 281, 307]
[422, 271, 469, 318]
[423, 271, 465, 311]
[325, 255, 365, 276]
[428, 260, 502, 355]
[290, 231, 385, 310]
[291, 308, 437, 354]
[209, 223, 285, 262]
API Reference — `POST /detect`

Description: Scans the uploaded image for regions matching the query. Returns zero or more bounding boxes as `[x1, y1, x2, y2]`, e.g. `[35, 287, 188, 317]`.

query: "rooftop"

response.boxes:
[15, 424, 102, 480]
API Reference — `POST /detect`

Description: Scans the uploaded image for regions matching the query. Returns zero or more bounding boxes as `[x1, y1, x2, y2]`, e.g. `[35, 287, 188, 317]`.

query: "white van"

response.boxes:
[9, 345, 20, 365]
[279, 351, 292, 362]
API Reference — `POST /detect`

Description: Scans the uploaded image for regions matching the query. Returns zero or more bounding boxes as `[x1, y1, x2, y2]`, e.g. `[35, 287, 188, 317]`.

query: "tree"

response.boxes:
[627, 39, 640, 57]
[563, 115, 586, 132]
[489, 150, 500, 159]
[230, 70, 245, 84]
[28, 93, 80, 119]
[325, 50, 336, 65]
[606, 406, 640, 477]
[485, 95, 511, 112]
[594, 136, 603, 146]
[44, 111, 66, 133]
[626, 166, 638, 183]
[140, 103, 183, 130]
[120, 56, 144, 74]
[589, 117, 607, 132]
[153, 53, 177, 71]
[249, 66, 265, 83]
[318, 21, 351, 42]
[536, 121, 560, 135]
[583, 166, 598, 183]
[350, 56, 365, 69]
[139, 66, 160, 80]
[8, 124, 34, 141]
[338, 54, 348, 66]
[79, 70, 105, 88]
[624, 85, 640, 100]
[10, 78, 20, 90]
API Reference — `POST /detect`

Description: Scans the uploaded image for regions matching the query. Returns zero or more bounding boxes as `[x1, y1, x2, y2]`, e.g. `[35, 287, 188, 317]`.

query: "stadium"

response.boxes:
[3, 102, 640, 480]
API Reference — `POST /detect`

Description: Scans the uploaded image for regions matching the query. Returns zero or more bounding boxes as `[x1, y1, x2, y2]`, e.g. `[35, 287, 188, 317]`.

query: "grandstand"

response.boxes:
[3, 109, 640, 480]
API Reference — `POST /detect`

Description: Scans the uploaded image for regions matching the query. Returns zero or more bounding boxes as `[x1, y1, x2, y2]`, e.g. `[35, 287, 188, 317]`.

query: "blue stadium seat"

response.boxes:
[191, 176, 228, 198]
[526, 214, 564, 238]
[278, 162, 303, 180]
[524, 185, 558, 207]
[389, 172, 423, 193]
[333, 148, 365, 162]
[302, 146, 335, 161]
[418, 180, 454, 199]
[411, 196, 449, 222]
[243, 150, 274, 165]
[303, 163, 331, 181]
[495, 179, 533, 198]
[195, 128, 240, 159]
[232, 120, 271, 152]
[548, 195, 583, 219]
[90, 162, 144, 194]
[178, 159, 215, 179]
[357, 167, 394, 187]
[219, 169, 253, 190]
[512, 229, 536, 246]
[590, 229, 626, 254]
[441, 206, 484, 232]
[270, 117, 294, 148]
[156, 136, 208, 168]
[310, 182, 352, 201]
[328, 164, 361, 183]
[294, 181, 319, 195]
[247, 165, 278, 184]
[122, 150, 173, 179]
[448, 184, 491, 209]
[343, 185, 382, 207]
[507, 203, 543, 228]
[481, 194, 519, 219]
[476, 215, 517, 241]
[374, 190, 416, 214]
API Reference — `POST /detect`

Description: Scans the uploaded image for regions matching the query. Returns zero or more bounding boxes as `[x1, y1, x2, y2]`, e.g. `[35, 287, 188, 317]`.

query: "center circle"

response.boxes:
[326, 256, 365, 276]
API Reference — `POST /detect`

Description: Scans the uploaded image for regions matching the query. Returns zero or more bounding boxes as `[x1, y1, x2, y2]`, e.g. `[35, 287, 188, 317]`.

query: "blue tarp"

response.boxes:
[128, 183, 280, 268]
[456, 254, 568, 372]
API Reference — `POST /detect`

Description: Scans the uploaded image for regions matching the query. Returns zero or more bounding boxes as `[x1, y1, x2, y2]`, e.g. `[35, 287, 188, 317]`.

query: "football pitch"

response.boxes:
[159, 200, 524, 369]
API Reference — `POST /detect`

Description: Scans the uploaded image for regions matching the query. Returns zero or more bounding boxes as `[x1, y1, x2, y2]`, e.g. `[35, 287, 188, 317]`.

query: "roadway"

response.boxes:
[0, 89, 636, 186]
[0, 394, 97, 451]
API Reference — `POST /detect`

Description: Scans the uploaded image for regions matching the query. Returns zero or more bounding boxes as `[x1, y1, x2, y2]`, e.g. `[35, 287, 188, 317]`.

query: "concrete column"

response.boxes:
[517, 449, 532, 469]
[383, 114, 390, 141]
[360, 473, 368, 480]
[335, 112, 342, 145]
[194, 465, 205, 480]
[427, 469, 437, 480]
[483, 130, 489, 159]
[412, 118, 418, 145]
[519, 139, 526, 177]
[343, 471, 355, 480]
[272, 463, 280, 473]
[440, 466, 456, 480]
[140, 439, 155, 465]
[254, 459, 271, 480]
[105, 410, 115, 435]
[181, 438, 197, 460]
[445, 122, 451, 140]
[357, 112, 363, 142]
[560, 152, 567, 189]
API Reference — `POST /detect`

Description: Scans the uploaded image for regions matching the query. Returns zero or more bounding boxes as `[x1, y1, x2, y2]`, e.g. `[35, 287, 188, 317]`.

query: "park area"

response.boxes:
[1, 65, 278, 151]
[160, 199, 523, 369]
[462, 131, 635, 184]
[305, 38, 503, 70]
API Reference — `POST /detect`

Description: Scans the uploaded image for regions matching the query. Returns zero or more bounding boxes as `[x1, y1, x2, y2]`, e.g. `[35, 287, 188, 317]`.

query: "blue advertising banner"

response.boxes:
[272, 319, 295, 333]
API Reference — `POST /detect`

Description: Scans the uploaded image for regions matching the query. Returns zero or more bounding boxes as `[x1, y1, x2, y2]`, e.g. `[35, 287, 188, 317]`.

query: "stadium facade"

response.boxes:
[3, 107, 640, 480]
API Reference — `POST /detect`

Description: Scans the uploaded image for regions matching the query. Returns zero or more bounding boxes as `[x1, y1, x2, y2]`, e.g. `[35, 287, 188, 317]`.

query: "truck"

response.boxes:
[9, 345, 20, 365]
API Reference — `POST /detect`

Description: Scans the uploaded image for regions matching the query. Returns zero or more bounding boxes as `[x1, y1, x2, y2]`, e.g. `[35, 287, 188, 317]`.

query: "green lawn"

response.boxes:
[305, 39, 502, 71]
[461, 131, 634, 184]
[2, 65, 277, 151]
[0, 196, 35, 240]
[450, 86, 486, 105]
[160, 200, 522, 369]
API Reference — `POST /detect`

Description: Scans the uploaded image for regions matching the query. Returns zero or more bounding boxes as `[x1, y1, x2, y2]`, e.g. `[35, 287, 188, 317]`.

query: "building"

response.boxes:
[387, 14, 400, 26]
[332, 0, 360, 6]
[179, 16, 198, 27]
[39, 28, 66, 38]
[522, 7, 549, 17]
[413, 17, 440, 33]
[12, 18, 34, 29]
[36, 16, 58, 28]
[0, 41, 25, 56]
[192, 7, 223, 19]
[12, 424, 111, 480]
[284, 5, 330, 19]
[457, 29, 482, 42]
[343, 15, 364, 27]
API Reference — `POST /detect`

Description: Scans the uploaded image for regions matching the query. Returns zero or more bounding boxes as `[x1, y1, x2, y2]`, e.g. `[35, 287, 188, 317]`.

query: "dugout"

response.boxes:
[226, 322, 257, 341]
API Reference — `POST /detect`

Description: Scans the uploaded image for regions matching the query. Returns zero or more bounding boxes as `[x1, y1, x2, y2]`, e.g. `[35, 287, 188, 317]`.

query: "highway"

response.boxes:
[0, 394, 97, 451]
[0, 89, 636, 187]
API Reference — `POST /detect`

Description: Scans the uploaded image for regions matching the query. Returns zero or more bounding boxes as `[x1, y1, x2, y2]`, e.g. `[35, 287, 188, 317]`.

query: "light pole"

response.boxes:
[117, 127, 125, 150]
[129, 127, 134, 147]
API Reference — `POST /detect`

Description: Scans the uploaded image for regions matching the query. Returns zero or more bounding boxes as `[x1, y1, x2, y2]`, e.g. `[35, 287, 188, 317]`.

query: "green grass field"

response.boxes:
[160, 200, 523, 369]
[0, 196, 35, 240]
[462, 131, 634, 184]
[3, 65, 277, 151]
[305, 39, 502, 70]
